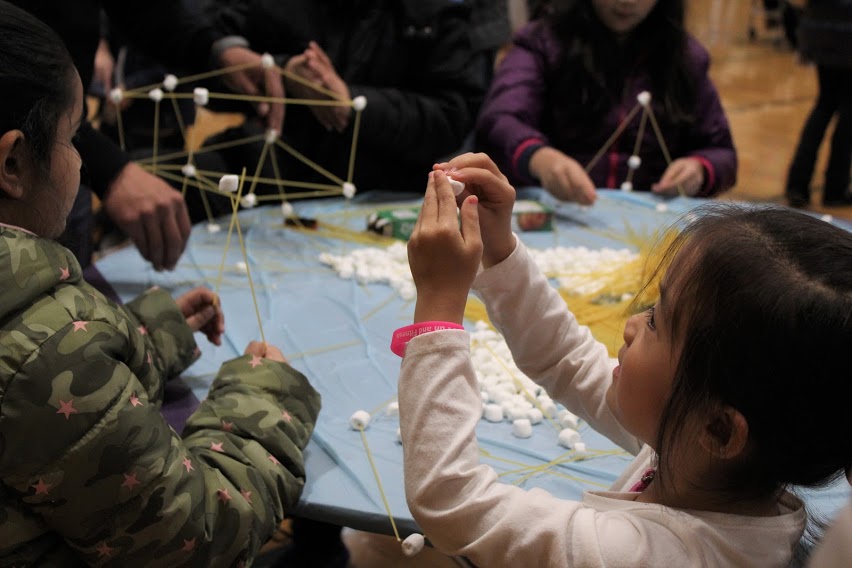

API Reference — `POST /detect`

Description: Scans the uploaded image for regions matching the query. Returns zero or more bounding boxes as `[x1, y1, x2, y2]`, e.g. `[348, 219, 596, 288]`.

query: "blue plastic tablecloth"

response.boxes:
[95, 189, 851, 535]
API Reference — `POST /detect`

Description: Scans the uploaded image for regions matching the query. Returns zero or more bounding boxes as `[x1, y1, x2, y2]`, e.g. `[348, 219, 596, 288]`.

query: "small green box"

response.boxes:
[367, 200, 554, 240]
[367, 208, 421, 240]
[512, 200, 554, 232]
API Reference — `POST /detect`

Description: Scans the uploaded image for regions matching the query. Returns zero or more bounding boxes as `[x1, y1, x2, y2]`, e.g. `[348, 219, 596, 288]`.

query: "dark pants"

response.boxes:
[786, 65, 852, 202]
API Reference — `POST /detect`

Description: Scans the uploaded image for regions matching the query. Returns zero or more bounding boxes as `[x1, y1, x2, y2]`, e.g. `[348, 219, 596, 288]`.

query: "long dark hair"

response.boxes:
[541, 0, 695, 127]
[0, 0, 75, 176]
[645, 205, 852, 503]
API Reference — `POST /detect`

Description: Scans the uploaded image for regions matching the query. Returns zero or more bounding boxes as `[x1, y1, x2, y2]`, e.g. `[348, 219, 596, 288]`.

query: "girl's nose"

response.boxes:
[623, 312, 641, 345]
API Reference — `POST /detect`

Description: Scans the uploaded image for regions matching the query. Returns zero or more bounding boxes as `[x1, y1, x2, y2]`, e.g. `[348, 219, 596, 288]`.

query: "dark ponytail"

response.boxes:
[0, 0, 76, 175]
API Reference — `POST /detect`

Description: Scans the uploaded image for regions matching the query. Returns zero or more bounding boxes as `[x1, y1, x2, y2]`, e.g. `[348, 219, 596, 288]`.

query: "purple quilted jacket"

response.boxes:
[475, 21, 737, 195]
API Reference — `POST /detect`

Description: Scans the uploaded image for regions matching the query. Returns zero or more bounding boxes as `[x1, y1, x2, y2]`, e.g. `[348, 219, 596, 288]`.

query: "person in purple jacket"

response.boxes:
[475, 0, 737, 205]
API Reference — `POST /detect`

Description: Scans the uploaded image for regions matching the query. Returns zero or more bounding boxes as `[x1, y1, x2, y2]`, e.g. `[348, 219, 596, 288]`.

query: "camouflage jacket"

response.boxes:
[0, 226, 321, 567]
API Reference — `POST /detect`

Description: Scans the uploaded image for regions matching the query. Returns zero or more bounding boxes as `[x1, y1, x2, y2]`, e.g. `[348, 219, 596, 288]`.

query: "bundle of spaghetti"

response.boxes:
[290, 220, 398, 247]
[465, 228, 681, 357]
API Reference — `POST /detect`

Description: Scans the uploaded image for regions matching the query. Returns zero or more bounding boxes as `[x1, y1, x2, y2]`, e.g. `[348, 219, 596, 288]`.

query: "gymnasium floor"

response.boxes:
[688, 0, 851, 219]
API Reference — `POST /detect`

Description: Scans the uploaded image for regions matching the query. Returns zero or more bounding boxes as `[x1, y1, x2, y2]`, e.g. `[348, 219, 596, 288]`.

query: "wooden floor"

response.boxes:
[687, 0, 852, 219]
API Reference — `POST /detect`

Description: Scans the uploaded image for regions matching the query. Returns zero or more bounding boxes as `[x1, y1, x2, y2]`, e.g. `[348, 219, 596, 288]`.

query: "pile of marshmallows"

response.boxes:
[321, 243, 638, 300]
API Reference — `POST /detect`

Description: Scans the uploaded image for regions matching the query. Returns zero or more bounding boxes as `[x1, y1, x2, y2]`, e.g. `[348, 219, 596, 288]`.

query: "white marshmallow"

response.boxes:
[480, 391, 490, 403]
[558, 409, 579, 429]
[620, 181, 633, 192]
[558, 428, 582, 449]
[181, 163, 197, 178]
[627, 155, 642, 170]
[162, 74, 179, 92]
[574, 442, 590, 459]
[483, 404, 504, 422]
[109, 88, 124, 104]
[821, 214, 834, 223]
[148, 88, 164, 103]
[349, 410, 371, 430]
[219, 174, 240, 193]
[261, 52, 276, 69]
[342, 182, 357, 199]
[265, 129, 279, 145]
[447, 176, 465, 196]
[235, 261, 248, 274]
[511, 419, 533, 438]
[206, 223, 221, 234]
[491, 390, 513, 405]
[637, 91, 652, 107]
[352, 95, 368, 112]
[240, 193, 258, 208]
[193, 87, 209, 107]
[538, 399, 557, 418]
[386, 401, 400, 417]
[281, 201, 295, 218]
[655, 203, 668, 213]
[527, 408, 544, 425]
[505, 406, 528, 421]
[401, 533, 425, 557]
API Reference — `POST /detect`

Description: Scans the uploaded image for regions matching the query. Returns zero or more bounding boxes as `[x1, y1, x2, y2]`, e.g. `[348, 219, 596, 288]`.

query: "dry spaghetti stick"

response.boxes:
[624, 109, 649, 185]
[275, 139, 346, 186]
[213, 174, 245, 301]
[585, 103, 642, 173]
[124, 61, 258, 95]
[347, 107, 363, 184]
[646, 105, 686, 197]
[358, 428, 402, 542]
[231, 170, 267, 348]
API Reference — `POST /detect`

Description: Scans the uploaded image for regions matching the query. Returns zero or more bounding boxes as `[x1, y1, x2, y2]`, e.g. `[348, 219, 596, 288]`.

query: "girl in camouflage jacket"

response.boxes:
[0, 3, 321, 565]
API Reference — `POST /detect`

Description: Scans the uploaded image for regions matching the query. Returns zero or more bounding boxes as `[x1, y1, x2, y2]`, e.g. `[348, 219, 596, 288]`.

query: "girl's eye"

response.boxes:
[645, 306, 656, 331]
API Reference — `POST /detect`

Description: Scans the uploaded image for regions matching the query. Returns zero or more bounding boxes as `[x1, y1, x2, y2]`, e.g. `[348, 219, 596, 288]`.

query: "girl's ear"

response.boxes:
[699, 406, 749, 460]
[0, 130, 28, 200]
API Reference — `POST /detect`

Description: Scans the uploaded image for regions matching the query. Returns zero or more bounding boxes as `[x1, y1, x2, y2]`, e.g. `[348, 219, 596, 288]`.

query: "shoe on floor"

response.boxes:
[785, 190, 810, 208]
[822, 193, 852, 207]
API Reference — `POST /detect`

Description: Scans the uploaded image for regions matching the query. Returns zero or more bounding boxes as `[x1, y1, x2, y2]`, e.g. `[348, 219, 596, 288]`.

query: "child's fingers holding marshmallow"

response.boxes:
[408, 171, 482, 324]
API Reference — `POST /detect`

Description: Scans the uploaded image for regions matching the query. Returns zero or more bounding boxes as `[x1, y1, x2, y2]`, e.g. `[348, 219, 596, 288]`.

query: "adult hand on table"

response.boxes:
[652, 157, 705, 196]
[408, 170, 482, 325]
[284, 42, 351, 132]
[244, 341, 287, 363]
[529, 146, 597, 205]
[433, 153, 517, 269]
[176, 287, 224, 346]
[218, 46, 285, 133]
[103, 162, 191, 271]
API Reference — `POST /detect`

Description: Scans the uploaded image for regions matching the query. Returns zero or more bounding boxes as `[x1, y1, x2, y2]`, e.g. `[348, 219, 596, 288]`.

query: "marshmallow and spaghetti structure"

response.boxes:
[585, 91, 687, 197]
[111, 53, 368, 230]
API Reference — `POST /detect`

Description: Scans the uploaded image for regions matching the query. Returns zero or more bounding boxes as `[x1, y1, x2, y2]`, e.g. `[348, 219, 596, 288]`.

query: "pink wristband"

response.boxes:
[391, 321, 464, 357]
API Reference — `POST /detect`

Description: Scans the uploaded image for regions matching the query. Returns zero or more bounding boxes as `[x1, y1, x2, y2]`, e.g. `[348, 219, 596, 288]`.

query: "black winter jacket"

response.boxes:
[210, 0, 486, 192]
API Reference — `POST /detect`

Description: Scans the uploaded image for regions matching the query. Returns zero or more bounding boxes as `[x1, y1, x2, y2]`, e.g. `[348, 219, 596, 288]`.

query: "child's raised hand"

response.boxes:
[408, 170, 483, 324]
[433, 153, 516, 268]
[244, 341, 287, 363]
[652, 157, 705, 196]
[528, 147, 597, 205]
[175, 287, 225, 346]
